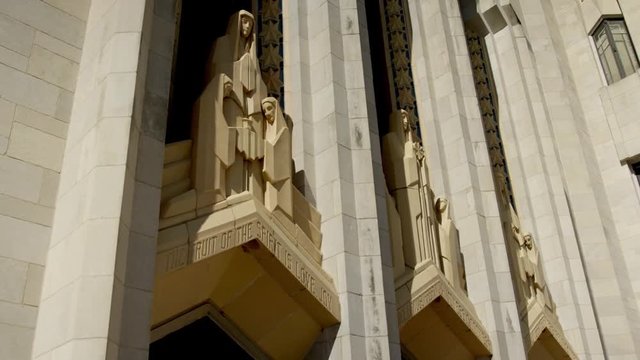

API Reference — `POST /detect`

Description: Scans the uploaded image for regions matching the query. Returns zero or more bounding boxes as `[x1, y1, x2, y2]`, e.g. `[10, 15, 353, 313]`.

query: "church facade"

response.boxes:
[1, 0, 640, 359]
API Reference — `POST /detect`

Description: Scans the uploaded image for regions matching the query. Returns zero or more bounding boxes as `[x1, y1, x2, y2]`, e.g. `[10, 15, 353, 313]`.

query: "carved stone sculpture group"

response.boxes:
[160, 10, 320, 254]
[159, 11, 289, 219]
[381, 106, 555, 317]
[159, 8, 555, 336]
[383, 109, 466, 293]
[194, 10, 275, 209]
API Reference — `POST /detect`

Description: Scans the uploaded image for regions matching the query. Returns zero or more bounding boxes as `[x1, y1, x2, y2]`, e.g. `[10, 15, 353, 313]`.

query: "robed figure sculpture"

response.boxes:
[261, 97, 293, 220]
[193, 10, 269, 209]
[383, 109, 440, 269]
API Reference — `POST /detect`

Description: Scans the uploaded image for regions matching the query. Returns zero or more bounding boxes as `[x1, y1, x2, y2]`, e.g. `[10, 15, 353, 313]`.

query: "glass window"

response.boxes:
[593, 19, 640, 84]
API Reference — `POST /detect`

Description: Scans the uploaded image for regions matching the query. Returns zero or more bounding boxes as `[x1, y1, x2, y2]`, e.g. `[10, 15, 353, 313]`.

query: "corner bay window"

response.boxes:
[593, 18, 640, 84]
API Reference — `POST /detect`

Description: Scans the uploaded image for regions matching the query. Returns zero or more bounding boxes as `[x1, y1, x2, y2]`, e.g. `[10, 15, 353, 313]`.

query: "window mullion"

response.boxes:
[606, 21, 627, 78]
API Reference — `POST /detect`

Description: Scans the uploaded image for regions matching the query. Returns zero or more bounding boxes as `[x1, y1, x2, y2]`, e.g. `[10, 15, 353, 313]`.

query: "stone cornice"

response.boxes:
[396, 271, 492, 354]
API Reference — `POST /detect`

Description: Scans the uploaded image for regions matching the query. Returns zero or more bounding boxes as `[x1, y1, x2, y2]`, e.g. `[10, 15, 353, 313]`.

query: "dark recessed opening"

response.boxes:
[165, 0, 253, 144]
[149, 317, 253, 359]
[364, 1, 393, 137]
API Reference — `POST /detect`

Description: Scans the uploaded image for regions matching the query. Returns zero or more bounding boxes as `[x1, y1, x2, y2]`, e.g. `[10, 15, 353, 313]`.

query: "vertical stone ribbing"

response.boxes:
[32, 0, 176, 358]
[0, 0, 89, 358]
[291, 0, 395, 358]
[407, 0, 527, 357]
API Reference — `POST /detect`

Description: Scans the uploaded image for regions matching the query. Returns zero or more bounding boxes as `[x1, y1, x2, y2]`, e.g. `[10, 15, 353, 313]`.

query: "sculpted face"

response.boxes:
[438, 199, 448, 212]
[401, 110, 410, 131]
[241, 15, 253, 38]
[224, 80, 233, 97]
[523, 234, 532, 249]
[262, 101, 275, 124]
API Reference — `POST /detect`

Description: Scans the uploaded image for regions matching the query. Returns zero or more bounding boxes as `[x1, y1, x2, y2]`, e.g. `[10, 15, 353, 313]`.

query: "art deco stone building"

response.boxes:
[1, 0, 640, 358]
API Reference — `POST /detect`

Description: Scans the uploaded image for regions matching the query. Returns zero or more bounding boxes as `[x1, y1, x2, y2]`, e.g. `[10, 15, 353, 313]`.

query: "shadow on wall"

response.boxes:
[166, 0, 253, 144]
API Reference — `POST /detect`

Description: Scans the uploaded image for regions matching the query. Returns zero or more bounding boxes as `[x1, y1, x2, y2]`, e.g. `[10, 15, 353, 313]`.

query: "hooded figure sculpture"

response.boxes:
[206, 10, 267, 118]
[435, 197, 466, 292]
[193, 10, 268, 209]
[261, 97, 293, 220]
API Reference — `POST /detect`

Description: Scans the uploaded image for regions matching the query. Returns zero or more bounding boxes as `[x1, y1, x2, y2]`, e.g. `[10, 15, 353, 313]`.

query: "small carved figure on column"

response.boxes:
[522, 232, 539, 300]
[435, 197, 466, 292]
[520, 232, 554, 310]
[512, 221, 531, 299]
[512, 218, 551, 306]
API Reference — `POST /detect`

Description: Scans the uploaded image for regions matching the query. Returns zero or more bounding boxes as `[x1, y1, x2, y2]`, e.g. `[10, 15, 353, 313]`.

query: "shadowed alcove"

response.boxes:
[165, 0, 253, 144]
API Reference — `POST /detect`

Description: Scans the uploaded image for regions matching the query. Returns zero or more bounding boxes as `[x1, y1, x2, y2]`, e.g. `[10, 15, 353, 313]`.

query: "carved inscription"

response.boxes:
[192, 222, 256, 262]
[254, 220, 334, 311]
[161, 245, 188, 273]
[187, 218, 336, 314]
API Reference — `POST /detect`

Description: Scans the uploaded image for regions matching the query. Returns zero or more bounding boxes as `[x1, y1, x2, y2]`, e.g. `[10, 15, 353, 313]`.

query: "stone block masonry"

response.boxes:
[0, 0, 90, 359]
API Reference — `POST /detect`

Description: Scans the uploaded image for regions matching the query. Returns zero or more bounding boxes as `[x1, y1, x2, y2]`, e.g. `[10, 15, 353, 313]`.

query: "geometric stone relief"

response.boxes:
[465, 27, 516, 209]
[257, 0, 284, 105]
[153, 10, 339, 358]
[381, 0, 419, 123]
[396, 276, 492, 355]
[529, 310, 579, 360]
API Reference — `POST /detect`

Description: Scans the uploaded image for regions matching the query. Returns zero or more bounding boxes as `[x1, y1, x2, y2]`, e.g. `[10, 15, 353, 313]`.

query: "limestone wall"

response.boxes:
[404, 0, 640, 357]
[537, 0, 640, 356]
[1, 0, 639, 358]
[30, 0, 175, 358]
[453, 0, 640, 357]
[0, 1, 89, 358]
[480, 9, 600, 357]
[406, 0, 527, 358]
[284, 1, 398, 358]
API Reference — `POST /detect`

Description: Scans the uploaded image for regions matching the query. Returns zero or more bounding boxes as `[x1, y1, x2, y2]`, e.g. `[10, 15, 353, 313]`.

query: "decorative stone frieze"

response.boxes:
[382, 0, 419, 120]
[465, 27, 515, 208]
[396, 272, 492, 355]
[258, 0, 284, 104]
